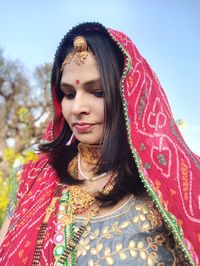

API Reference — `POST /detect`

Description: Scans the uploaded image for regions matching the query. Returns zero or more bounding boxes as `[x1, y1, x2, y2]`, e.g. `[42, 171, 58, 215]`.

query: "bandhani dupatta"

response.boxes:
[107, 28, 200, 265]
[0, 155, 60, 265]
[0, 24, 199, 265]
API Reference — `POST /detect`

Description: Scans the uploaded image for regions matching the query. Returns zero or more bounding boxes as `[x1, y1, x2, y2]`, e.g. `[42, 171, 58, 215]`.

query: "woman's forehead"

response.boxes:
[61, 53, 100, 85]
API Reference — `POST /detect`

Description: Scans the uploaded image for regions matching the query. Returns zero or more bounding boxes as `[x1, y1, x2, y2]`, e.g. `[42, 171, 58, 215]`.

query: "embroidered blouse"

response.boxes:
[1, 158, 187, 265]
[4, 187, 186, 265]
[75, 195, 187, 265]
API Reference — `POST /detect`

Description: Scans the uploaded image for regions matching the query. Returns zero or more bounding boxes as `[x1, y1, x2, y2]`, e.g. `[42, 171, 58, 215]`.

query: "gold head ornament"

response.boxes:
[61, 36, 93, 70]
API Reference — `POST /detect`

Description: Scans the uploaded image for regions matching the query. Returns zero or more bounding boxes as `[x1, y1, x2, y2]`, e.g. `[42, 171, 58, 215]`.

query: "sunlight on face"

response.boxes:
[60, 53, 104, 145]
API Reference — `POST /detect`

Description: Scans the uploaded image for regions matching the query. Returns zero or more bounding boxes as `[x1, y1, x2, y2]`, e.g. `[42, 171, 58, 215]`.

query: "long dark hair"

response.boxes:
[40, 22, 144, 206]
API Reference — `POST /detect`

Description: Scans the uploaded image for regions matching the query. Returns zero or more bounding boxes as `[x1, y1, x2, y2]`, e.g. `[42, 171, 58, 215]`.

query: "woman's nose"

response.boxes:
[71, 93, 90, 115]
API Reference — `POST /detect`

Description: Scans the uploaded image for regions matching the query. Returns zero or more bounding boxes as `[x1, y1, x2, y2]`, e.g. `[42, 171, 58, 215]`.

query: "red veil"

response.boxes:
[0, 24, 199, 265]
[107, 28, 200, 264]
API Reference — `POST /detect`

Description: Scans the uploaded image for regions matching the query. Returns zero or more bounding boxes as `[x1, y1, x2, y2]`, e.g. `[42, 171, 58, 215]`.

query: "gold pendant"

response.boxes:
[67, 186, 95, 213]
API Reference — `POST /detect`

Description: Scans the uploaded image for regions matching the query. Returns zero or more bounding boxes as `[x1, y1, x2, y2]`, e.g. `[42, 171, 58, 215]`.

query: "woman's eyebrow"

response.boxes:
[60, 83, 74, 90]
[60, 79, 101, 90]
[83, 79, 101, 89]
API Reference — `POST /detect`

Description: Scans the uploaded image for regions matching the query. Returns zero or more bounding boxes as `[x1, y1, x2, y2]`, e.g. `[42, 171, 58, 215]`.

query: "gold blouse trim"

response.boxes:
[76, 195, 135, 223]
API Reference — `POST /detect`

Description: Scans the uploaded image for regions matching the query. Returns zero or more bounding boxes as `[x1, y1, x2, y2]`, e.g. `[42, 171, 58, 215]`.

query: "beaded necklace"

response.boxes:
[77, 153, 108, 181]
[32, 184, 63, 265]
[53, 186, 99, 266]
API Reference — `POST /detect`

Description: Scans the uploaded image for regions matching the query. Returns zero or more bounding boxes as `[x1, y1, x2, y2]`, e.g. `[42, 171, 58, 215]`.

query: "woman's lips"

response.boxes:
[74, 124, 94, 133]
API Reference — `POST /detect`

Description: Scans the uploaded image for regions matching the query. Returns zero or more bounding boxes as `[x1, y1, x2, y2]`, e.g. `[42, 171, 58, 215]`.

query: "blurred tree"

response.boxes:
[0, 49, 52, 160]
[0, 48, 52, 225]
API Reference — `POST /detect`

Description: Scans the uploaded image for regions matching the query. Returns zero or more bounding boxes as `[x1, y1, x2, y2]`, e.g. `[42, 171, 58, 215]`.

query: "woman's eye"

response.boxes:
[64, 92, 75, 99]
[93, 90, 104, 98]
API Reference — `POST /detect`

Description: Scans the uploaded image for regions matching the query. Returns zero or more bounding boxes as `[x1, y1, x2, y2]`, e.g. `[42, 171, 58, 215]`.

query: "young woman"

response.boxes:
[0, 22, 199, 265]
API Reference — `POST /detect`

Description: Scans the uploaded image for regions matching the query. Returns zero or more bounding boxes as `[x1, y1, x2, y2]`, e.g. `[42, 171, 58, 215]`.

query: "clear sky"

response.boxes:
[0, 0, 200, 154]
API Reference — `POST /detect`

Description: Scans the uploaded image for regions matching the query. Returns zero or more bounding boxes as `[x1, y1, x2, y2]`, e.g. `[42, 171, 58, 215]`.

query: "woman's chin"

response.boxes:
[74, 134, 102, 145]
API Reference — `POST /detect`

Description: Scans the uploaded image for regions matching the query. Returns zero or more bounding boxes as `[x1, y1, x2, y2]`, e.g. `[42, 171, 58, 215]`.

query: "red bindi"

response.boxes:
[75, 79, 80, 85]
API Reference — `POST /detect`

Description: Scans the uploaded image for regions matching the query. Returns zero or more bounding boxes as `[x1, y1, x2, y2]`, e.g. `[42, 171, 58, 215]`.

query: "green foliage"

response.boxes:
[17, 107, 30, 123]
[0, 148, 37, 227]
[0, 173, 10, 226]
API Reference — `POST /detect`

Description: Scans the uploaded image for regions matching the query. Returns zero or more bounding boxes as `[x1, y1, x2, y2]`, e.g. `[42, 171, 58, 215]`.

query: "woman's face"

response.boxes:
[60, 53, 104, 145]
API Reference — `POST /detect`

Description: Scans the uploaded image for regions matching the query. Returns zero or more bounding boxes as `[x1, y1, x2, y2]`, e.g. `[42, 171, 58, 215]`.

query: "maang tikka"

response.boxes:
[61, 36, 93, 70]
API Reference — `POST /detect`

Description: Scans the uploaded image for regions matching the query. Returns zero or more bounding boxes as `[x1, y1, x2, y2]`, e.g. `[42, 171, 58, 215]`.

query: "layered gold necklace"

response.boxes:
[33, 143, 116, 266]
[53, 185, 99, 265]
[54, 143, 115, 265]
[32, 144, 116, 266]
[69, 143, 111, 182]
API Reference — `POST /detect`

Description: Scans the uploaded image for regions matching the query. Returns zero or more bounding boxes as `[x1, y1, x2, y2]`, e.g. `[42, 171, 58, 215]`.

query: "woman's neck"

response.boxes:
[78, 142, 102, 165]
[67, 143, 115, 193]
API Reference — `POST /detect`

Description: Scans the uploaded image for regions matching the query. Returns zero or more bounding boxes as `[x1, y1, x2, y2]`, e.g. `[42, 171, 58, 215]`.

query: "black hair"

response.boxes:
[40, 22, 144, 206]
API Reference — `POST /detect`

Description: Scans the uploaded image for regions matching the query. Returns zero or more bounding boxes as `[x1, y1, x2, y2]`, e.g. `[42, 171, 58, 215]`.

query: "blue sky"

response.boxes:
[0, 0, 200, 154]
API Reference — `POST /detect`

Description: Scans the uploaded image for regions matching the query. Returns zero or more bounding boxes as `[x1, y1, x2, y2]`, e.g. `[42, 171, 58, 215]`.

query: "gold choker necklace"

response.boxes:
[67, 143, 107, 182]
[77, 143, 102, 165]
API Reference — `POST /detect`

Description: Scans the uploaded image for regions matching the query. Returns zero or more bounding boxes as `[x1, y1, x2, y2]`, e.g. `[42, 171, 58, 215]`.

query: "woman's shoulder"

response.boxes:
[131, 193, 164, 232]
[87, 193, 164, 233]
[19, 152, 54, 180]
[15, 152, 57, 201]
[20, 152, 50, 174]
[5, 152, 55, 220]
